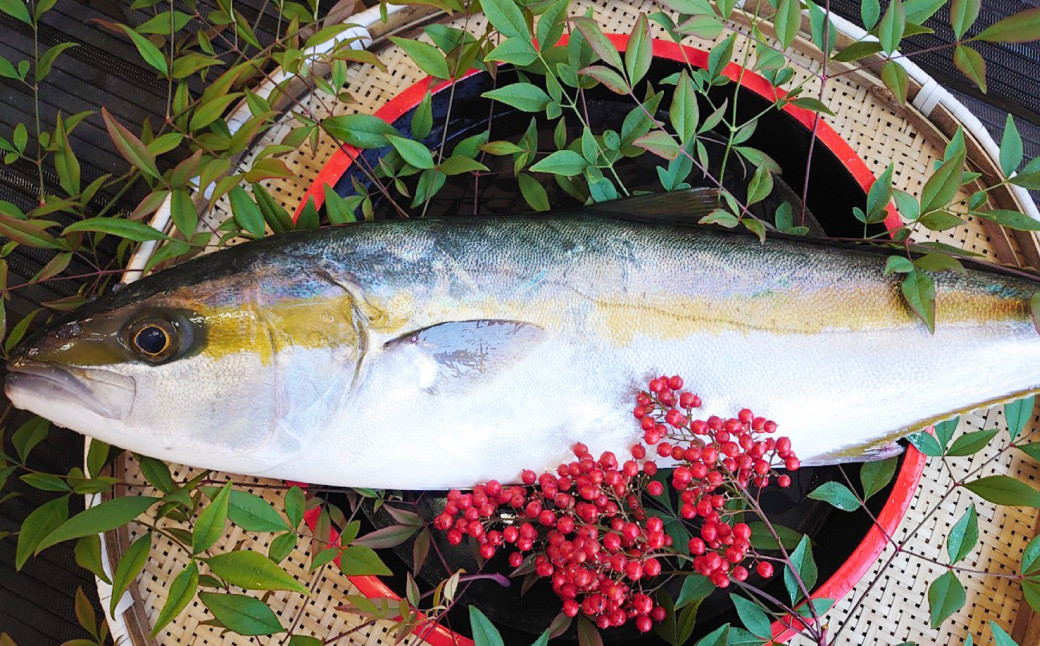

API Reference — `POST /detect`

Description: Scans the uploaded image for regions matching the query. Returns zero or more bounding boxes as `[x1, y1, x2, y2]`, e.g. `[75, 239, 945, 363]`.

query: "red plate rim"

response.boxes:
[300, 34, 926, 646]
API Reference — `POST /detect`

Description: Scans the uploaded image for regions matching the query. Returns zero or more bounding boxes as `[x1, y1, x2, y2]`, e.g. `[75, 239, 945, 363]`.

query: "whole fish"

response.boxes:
[5, 197, 1040, 488]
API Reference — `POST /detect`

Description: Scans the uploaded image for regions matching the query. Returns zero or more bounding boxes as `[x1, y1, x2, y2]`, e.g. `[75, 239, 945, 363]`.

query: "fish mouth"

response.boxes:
[4, 360, 136, 421]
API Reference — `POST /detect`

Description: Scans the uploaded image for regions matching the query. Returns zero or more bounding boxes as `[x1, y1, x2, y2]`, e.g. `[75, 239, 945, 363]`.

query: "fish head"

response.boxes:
[4, 257, 364, 473]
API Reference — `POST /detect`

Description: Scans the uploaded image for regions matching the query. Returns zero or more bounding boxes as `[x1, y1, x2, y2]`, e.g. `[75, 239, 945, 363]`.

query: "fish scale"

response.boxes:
[5, 207, 1040, 488]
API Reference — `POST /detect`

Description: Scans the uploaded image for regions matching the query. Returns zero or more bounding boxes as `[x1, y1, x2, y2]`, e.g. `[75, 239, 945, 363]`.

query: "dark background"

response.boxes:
[1, 0, 1039, 643]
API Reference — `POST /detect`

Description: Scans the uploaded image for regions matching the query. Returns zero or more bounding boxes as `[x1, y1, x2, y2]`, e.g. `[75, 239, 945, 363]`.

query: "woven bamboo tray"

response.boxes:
[99, 3, 1040, 645]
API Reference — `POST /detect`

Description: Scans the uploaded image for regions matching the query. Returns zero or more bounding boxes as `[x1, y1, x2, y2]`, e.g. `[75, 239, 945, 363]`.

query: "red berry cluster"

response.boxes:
[431, 375, 800, 633]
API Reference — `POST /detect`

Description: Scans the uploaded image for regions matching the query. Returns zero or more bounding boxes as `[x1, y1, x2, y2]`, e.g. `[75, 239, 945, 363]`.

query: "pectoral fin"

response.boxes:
[384, 319, 544, 390]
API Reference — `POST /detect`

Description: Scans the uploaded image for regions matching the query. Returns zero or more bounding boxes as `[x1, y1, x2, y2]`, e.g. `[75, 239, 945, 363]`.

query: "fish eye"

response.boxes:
[127, 319, 179, 362]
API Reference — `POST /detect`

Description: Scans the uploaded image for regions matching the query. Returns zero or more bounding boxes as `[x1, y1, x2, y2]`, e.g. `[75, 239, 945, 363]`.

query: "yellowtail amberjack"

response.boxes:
[5, 195, 1040, 488]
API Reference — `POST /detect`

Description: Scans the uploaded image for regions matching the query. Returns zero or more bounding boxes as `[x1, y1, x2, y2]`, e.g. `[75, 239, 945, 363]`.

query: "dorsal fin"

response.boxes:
[584, 188, 722, 224]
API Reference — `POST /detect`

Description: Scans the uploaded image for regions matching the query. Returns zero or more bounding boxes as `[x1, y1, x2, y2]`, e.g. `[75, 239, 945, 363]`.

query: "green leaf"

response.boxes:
[746, 164, 773, 206]
[254, 184, 294, 233]
[1006, 396, 1035, 440]
[904, 0, 946, 23]
[950, 0, 981, 39]
[901, 268, 935, 333]
[136, 10, 193, 34]
[482, 83, 552, 112]
[189, 92, 241, 131]
[169, 188, 198, 238]
[675, 574, 713, 609]
[908, 430, 944, 456]
[881, 60, 909, 105]
[269, 533, 297, 563]
[928, 570, 965, 627]
[579, 65, 629, 94]
[15, 496, 68, 570]
[1000, 114, 1024, 177]
[198, 592, 284, 636]
[323, 114, 397, 149]
[0, 0, 31, 24]
[946, 504, 978, 564]
[990, 621, 1020, 646]
[284, 486, 306, 530]
[412, 92, 433, 140]
[707, 34, 735, 80]
[223, 490, 289, 533]
[481, 0, 530, 40]
[861, 0, 881, 30]
[289, 637, 324, 646]
[975, 209, 1040, 231]
[64, 217, 166, 242]
[36, 42, 76, 82]
[12, 416, 49, 463]
[867, 164, 894, 219]
[878, 0, 905, 53]
[860, 456, 898, 501]
[207, 550, 309, 593]
[37, 496, 157, 554]
[975, 8, 1040, 43]
[572, 17, 623, 71]
[20, 473, 69, 492]
[438, 155, 488, 176]
[137, 455, 173, 494]
[774, 0, 801, 50]
[339, 545, 392, 575]
[1022, 534, 1040, 575]
[809, 1, 838, 53]
[633, 131, 681, 161]
[110, 533, 152, 614]
[351, 524, 418, 549]
[152, 562, 199, 637]
[486, 37, 538, 66]
[783, 535, 818, 603]
[954, 44, 988, 91]
[72, 536, 110, 589]
[228, 186, 265, 237]
[808, 481, 860, 511]
[884, 255, 914, 275]
[101, 107, 160, 179]
[670, 71, 699, 144]
[918, 211, 965, 231]
[389, 37, 449, 78]
[947, 429, 998, 457]
[118, 25, 168, 75]
[962, 475, 1040, 507]
[731, 595, 770, 638]
[469, 605, 505, 646]
[530, 150, 589, 176]
[193, 483, 231, 554]
[625, 14, 652, 85]
[518, 173, 549, 211]
[536, 0, 569, 49]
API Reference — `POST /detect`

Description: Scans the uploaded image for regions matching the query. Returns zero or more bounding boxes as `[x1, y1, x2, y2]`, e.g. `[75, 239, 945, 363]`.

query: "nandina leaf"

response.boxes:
[953, 44, 987, 93]
[338, 546, 392, 575]
[920, 148, 965, 214]
[388, 37, 449, 78]
[0, 0, 31, 24]
[284, 486, 306, 530]
[834, 41, 884, 62]
[962, 475, 1040, 507]
[211, 488, 289, 532]
[674, 574, 712, 609]
[990, 621, 1019, 646]
[530, 150, 588, 176]
[881, 60, 909, 105]
[101, 107, 160, 179]
[351, 524, 418, 549]
[12, 416, 49, 463]
[878, 0, 906, 53]
[808, 481, 860, 511]
[480, 0, 530, 40]
[323, 114, 397, 149]
[469, 605, 506, 646]
[928, 570, 965, 627]
[625, 14, 652, 85]
[670, 71, 698, 145]
[783, 535, 817, 603]
[198, 592, 284, 636]
[950, 0, 981, 39]
[64, 217, 167, 242]
[74, 534, 110, 584]
[228, 186, 265, 237]
[1005, 396, 1035, 440]
[1023, 534, 1040, 575]
[1000, 114, 1024, 176]
[947, 504, 978, 564]
[193, 483, 231, 554]
[572, 17, 622, 71]
[731, 595, 771, 638]
[110, 533, 152, 614]
[975, 8, 1040, 43]
[151, 562, 198, 637]
[774, 0, 801, 49]
[206, 550, 309, 593]
[861, 0, 881, 30]
[579, 65, 629, 94]
[947, 429, 998, 456]
[36, 496, 157, 554]
[860, 456, 898, 501]
[0, 214, 63, 249]
[518, 173, 550, 212]
[901, 268, 935, 333]
[117, 25, 168, 75]
[632, 131, 681, 161]
[482, 83, 552, 113]
[486, 37, 538, 66]
[15, 496, 68, 569]
[269, 533, 296, 563]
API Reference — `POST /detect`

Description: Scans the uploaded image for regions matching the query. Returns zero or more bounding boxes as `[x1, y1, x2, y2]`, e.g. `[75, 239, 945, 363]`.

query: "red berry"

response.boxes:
[738, 408, 753, 424]
[646, 481, 664, 496]
[644, 558, 661, 577]
[785, 457, 801, 471]
[631, 444, 646, 459]
[778, 474, 792, 488]
[521, 470, 537, 485]
[651, 606, 667, 622]
[757, 561, 774, 578]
